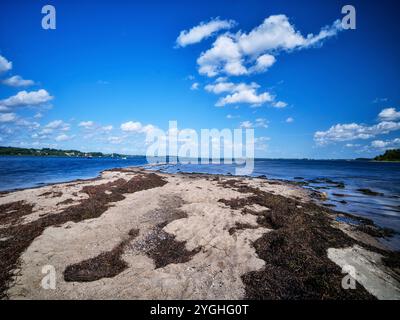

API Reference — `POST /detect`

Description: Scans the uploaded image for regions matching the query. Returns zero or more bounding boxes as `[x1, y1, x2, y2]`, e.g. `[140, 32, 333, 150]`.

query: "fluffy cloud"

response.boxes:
[44, 120, 70, 132]
[184, 14, 340, 107]
[101, 125, 113, 131]
[78, 121, 95, 128]
[195, 15, 342, 77]
[176, 18, 236, 47]
[0, 55, 12, 73]
[286, 117, 294, 123]
[180, 15, 331, 107]
[238, 15, 341, 55]
[371, 138, 400, 149]
[0, 89, 53, 110]
[0, 113, 17, 123]
[273, 101, 288, 108]
[2, 75, 35, 87]
[55, 134, 73, 142]
[216, 86, 273, 107]
[378, 108, 400, 121]
[190, 82, 199, 90]
[16, 119, 40, 130]
[314, 108, 400, 145]
[205, 81, 258, 95]
[371, 140, 388, 148]
[248, 54, 276, 73]
[141, 124, 157, 135]
[239, 118, 268, 129]
[120, 121, 157, 135]
[77, 121, 113, 134]
[121, 121, 142, 132]
[345, 143, 360, 148]
[205, 80, 280, 107]
[28, 119, 71, 141]
[239, 121, 253, 129]
[197, 35, 245, 77]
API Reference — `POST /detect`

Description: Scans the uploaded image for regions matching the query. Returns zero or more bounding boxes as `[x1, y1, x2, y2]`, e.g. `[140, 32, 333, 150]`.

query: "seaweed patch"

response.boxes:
[0, 173, 167, 298]
[218, 179, 377, 299]
[64, 229, 140, 282]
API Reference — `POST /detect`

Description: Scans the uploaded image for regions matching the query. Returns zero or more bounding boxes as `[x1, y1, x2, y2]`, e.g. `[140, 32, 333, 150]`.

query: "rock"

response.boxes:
[357, 188, 384, 196]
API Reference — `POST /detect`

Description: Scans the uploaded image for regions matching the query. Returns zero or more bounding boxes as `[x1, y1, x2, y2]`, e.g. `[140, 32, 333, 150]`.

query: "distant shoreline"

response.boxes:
[2, 145, 400, 162]
[2, 154, 400, 162]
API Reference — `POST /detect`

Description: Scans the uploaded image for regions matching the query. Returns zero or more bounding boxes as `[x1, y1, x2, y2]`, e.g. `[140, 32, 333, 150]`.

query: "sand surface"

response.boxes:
[0, 168, 399, 300]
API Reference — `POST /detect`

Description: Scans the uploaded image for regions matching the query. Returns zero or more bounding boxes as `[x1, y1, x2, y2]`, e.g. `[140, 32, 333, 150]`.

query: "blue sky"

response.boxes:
[0, 0, 399, 158]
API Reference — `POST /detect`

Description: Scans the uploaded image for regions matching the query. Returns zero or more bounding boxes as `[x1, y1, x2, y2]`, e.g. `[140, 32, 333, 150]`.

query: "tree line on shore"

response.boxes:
[374, 149, 400, 162]
[0, 146, 127, 158]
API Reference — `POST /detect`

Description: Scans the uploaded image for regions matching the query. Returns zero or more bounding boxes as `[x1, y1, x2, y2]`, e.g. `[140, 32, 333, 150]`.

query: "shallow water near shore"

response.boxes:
[1, 156, 400, 249]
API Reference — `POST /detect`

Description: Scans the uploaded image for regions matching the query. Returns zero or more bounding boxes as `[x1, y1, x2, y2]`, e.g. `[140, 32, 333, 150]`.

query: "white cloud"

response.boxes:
[226, 114, 239, 119]
[345, 143, 360, 148]
[120, 121, 157, 135]
[239, 121, 253, 129]
[205, 82, 234, 94]
[215, 76, 228, 82]
[239, 118, 268, 129]
[101, 125, 113, 131]
[273, 101, 288, 108]
[195, 15, 342, 78]
[371, 138, 400, 149]
[188, 14, 340, 108]
[141, 124, 157, 135]
[314, 121, 400, 145]
[176, 18, 236, 47]
[190, 82, 199, 90]
[248, 54, 276, 73]
[44, 120, 70, 132]
[286, 117, 294, 123]
[2, 75, 35, 87]
[15, 118, 40, 130]
[238, 15, 341, 55]
[205, 80, 282, 108]
[205, 81, 258, 95]
[255, 136, 270, 142]
[315, 108, 400, 145]
[197, 35, 246, 77]
[0, 89, 53, 110]
[55, 134, 73, 142]
[0, 113, 17, 123]
[78, 121, 95, 128]
[371, 140, 388, 148]
[121, 121, 142, 132]
[216, 86, 273, 107]
[0, 55, 12, 73]
[378, 108, 400, 121]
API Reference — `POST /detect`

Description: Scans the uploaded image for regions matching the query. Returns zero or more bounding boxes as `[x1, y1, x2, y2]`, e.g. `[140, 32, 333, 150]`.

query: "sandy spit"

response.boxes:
[0, 167, 399, 300]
